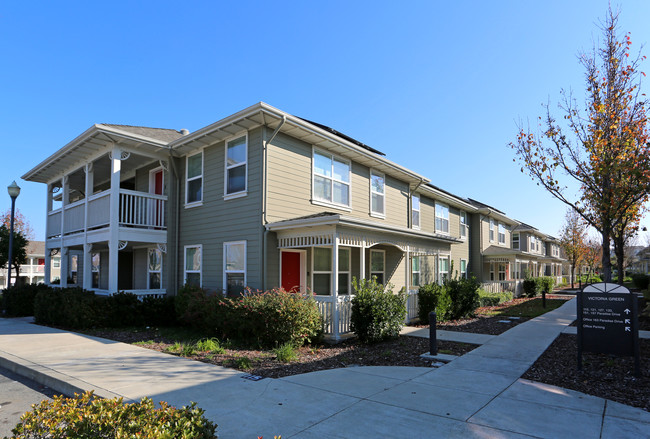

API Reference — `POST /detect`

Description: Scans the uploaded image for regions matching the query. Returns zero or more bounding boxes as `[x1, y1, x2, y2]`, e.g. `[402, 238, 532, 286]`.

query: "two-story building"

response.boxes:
[22, 102, 565, 339]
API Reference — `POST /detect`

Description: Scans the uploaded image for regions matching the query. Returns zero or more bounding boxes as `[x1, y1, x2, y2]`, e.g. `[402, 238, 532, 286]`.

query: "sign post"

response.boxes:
[577, 283, 641, 377]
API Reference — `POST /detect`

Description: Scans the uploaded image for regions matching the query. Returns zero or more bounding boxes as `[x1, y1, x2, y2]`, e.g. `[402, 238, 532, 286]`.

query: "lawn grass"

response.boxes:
[480, 298, 567, 318]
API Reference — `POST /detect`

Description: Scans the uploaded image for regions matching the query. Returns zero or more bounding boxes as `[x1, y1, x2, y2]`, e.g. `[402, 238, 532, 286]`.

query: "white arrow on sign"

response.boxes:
[624, 309, 631, 314]
[625, 327, 631, 332]
[625, 319, 630, 324]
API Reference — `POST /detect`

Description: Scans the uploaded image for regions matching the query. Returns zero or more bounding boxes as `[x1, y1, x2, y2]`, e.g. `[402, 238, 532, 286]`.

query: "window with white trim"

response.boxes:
[438, 256, 449, 284]
[184, 245, 202, 287]
[411, 194, 420, 229]
[489, 261, 495, 281]
[512, 233, 520, 250]
[70, 255, 78, 284]
[498, 223, 506, 245]
[312, 247, 332, 295]
[498, 263, 507, 281]
[370, 170, 385, 216]
[225, 135, 247, 196]
[460, 259, 467, 279]
[411, 256, 420, 287]
[489, 219, 495, 242]
[313, 150, 350, 207]
[370, 249, 385, 284]
[338, 248, 351, 295]
[186, 152, 203, 205]
[460, 211, 468, 239]
[91, 253, 100, 289]
[224, 241, 246, 295]
[435, 202, 449, 234]
[148, 248, 162, 289]
[53, 257, 60, 268]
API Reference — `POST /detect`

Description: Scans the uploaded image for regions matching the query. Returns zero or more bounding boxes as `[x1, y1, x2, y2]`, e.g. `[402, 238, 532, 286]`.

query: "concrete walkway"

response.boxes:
[1, 299, 649, 438]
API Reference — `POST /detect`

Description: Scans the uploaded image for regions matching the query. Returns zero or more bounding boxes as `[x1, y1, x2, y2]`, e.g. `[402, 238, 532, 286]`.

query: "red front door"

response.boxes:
[150, 170, 164, 228]
[281, 251, 301, 292]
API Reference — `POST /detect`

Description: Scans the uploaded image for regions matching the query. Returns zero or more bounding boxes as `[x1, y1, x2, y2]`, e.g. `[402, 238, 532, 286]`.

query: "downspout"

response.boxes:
[168, 141, 183, 296]
[262, 116, 287, 290]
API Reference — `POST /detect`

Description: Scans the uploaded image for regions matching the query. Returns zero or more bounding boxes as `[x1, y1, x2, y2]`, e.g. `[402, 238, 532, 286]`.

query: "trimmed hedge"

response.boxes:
[417, 277, 481, 322]
[477, 289, 513, 307]
[351, 277, 406, 343]
[632, 273, 650, 290]
[522, 277, 555, 298]
[1, 283, 51, 317]
[11, 391, 217, 438]
[176, 286, 322, 347]
[417, 283, 444, 322]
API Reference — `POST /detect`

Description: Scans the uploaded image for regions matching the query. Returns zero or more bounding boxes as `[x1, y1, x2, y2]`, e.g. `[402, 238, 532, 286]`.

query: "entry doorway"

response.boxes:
[280, 250, 306, 293]
[149, 168, 164, 228]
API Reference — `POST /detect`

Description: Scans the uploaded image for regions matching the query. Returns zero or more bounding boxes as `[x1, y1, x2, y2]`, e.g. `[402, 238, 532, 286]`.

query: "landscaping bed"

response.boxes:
[411, 296, 571, 335]
[523, 333, 650, 412]
[86, 327, 478, 379]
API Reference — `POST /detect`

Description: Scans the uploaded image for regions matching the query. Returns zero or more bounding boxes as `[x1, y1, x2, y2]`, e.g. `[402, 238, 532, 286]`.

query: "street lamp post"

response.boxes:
[7, 181, 21, 288]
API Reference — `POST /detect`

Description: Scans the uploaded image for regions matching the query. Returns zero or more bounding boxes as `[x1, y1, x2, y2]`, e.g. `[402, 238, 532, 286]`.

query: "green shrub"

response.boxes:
[273, 342, 298, 362]
[477, 289, 513, 307]
[141, 295, 177, 326]
[440, 277, 481, 320]
[1, 283, 52, 317]
[104, 292, 143, 327]
[578, 274, 602, 284]
[350, 277, 406, 343]
[631, 274, 650, 290]
[34, 287, 103, 328]
[417, 282, 445, 322]
[539, 277, 555, 294]
[11, 391, 217, 438]
[522, 278, 539, 297]
[195, 338, 225, 354]
[175, 284, 209, 324]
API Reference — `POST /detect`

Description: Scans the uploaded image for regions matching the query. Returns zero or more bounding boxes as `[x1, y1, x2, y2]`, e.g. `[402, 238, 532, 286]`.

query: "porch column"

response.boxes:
[359, 239, 366, 281]
[60, 176, 69, 250]
[44, 249, 51, 285]
[83, 243, 93, 290]
[108, 146, 121, 294]
[60, 247, 69, 287]
[332, 234, 339, 341]
[405, 247, 410, 292]
[84, 163, 94, 232]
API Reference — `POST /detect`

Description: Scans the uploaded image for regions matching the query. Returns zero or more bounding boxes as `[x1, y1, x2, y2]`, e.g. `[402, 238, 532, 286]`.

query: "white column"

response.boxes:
[84, 163, 94, 232]
[405, 247, 410, 292]
[332, 234, 339, 341]
[60, 248, 69, 287]
[60, 176, 68, 249]
[359, 240, 366, 281]
[108, 147, 121, 294]
[83, 243, 93, 290]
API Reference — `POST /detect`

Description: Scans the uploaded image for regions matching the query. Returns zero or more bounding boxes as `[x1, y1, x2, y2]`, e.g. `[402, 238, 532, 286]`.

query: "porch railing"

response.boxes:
[119, 189, 166, 228]
[405, 289, 419, 323]
[480, 280, 523, 296]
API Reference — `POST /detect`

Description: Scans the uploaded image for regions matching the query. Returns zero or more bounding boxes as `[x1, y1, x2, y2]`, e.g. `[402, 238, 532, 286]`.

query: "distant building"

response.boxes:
[0, 241, 61, 288]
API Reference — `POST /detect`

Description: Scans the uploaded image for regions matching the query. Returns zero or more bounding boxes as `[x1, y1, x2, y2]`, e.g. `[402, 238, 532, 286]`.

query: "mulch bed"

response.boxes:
[88, 328, 477, 379]
[523, 333, 650, 412]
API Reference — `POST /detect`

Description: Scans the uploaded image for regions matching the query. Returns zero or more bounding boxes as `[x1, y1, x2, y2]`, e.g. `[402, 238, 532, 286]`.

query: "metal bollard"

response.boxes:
[429, 311, 437, 356]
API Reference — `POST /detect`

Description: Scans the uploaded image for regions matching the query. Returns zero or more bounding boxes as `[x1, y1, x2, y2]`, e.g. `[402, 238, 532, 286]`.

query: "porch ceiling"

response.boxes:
[22, 125, 176, 184]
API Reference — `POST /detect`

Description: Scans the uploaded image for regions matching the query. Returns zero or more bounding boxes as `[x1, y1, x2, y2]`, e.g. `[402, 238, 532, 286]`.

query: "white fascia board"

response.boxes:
[419, 186, 478, 212]
[480, 208, 518, 225]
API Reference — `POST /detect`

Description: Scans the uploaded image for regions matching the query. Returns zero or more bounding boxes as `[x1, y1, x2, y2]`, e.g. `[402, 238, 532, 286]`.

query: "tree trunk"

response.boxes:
[601, 230, 612, 282]
[614, 235, 625, 286]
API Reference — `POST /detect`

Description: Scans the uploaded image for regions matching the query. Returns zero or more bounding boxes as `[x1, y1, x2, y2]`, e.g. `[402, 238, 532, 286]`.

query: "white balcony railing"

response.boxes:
[46, 189, 166, 238]
[481, 280, 523, 296]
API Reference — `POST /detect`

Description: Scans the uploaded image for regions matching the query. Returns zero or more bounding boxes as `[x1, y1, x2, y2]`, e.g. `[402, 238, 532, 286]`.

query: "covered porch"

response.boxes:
[267, 214, 457, 341]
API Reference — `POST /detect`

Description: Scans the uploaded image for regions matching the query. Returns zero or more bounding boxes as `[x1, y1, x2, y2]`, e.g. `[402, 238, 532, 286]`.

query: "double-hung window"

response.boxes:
[313, 247, 332, 295]
[460, 211, 468, 239]
[489, 219, 495, 242]
[411, 256, 420, 287]
[70, 255, 78, 284]
[186, 152, 203, 205]
[512, 233, 520, 250]
[460, 259, 467, 279]
[498, 223, 506, 245]
[225, 135, 247, 197]
[438, 257, 449, 284]
[498, 263, 507, 281]
[224, 241, 246, 296]
[411, 195, 420, 229]
[184, 245, 202, 287]
[370, 249, 385, 284]
[148, 248, 162, 289]
[338, 248, 351, 295]
[370, 170, 385, 216]
[313, 150, 350, 207]
[435, 202, 449, 234]
[91, 253, 100, 289]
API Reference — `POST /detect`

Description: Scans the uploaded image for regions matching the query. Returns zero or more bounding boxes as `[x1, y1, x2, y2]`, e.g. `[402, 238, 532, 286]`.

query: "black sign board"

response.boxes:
[577, 283, 640, 376]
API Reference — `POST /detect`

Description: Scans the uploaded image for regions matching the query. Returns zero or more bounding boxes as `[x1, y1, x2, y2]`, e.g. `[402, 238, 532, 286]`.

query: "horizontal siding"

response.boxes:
[177, 127, 263, 293]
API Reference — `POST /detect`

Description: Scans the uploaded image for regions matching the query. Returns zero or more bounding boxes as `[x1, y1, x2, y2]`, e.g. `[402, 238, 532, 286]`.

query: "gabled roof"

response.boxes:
[101, 124, 186, 143]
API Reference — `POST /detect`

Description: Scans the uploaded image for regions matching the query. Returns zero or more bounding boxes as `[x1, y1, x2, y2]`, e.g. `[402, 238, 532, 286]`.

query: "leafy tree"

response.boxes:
[583, 238, 603, 278]
[510, 9, 650, 283]
[0, 208, 34, 240]
[559, 208, 588, 288]
[0, 225, 28, 279]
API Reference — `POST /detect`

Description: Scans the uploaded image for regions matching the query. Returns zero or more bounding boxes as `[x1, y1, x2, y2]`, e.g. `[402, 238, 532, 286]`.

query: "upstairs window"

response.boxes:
[370, 170, 385, 216]
[489, 219, 495, 242]
[498, 223, 506, 245]
[411, 195, 420, 229]
[225, 135, 247, 196]
[435, 202, 449, 234]
[186, 152, 203, 205]
[460, 211, 468, 239]
[313, 151, 350, 207]
[512, 233, 520, 250]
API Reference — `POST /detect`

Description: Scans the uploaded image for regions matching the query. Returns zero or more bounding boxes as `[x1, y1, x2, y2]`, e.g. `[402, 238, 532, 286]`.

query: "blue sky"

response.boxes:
[2, 1, 650, 242]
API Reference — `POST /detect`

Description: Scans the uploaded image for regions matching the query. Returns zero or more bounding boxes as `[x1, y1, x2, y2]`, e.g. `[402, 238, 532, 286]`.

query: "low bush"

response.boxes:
[141, 295, 177, 326]
[631, 273, 649, 290]
[273, 342, 298, 362]
[522, 278, 538, 297]
[477, 289, 513, 307]
[439, 277, 481, 320]
[578, 274, 602, 284]
[417, 282, 445, 322]
[1, 283, 52, 317]
[34, 287, 102, 328]
[104, 291, 143, 327]
[10, 391, 217, 438]
[539, 276, 555, 294]
[351, 277, 406, 343]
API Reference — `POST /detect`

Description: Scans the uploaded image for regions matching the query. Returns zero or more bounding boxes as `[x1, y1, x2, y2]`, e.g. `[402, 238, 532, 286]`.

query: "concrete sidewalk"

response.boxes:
[1, 299, 649, 438]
